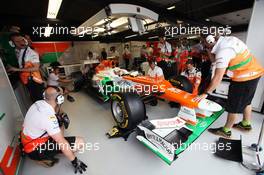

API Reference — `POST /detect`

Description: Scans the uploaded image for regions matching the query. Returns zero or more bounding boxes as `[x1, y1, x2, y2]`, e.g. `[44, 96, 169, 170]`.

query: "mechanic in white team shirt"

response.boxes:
[21, 86, 87, 173]
[158, 37, 172, 58]
[147, 59, 164, 81]
[48, 62, 75, 102]
[195, 34, 264, 138]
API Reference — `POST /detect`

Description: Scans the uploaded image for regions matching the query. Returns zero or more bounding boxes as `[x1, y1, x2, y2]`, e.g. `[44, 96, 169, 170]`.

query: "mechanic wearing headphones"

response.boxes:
[8, 33, 44, 102]
[181, 59, 201, 95]
[147, 60, 165, 81]
[195, 34, 264, 138]
[21, 86, 87, 173]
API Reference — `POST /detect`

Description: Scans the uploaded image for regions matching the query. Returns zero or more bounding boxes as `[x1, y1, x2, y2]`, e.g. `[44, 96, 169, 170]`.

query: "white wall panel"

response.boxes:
[246, 0, 264, 112]
[0, 59, 23, 160]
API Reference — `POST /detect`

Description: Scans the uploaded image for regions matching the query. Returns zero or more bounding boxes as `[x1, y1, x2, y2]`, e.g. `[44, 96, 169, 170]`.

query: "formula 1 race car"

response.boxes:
[107, 75, 222, 164]
[87, 64, 223, 165]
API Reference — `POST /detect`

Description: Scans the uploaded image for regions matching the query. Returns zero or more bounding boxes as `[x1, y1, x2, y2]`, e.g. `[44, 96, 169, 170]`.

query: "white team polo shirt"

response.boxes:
[23, 100, 60, 139]
[148, 66, 164, 78]
[158, 41, 172, 54]
[211, 36, 247, 69]
[16, 47, 40, 68]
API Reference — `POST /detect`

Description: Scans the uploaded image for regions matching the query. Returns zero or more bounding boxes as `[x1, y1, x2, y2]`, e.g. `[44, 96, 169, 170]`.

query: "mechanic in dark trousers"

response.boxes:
[8, 33, 44, 102]
[195, 34, 264, 138]
[21, 86, 87, 173]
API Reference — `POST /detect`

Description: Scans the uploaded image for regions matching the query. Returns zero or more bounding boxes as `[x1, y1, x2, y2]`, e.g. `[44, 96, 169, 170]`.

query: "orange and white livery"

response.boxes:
[123, 76, 222, 125]
[211, 36, 264, 82]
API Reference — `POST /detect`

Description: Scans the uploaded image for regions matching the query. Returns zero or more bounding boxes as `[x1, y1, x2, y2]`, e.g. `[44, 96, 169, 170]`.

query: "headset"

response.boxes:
[9, 33, 29, 48]
[205, 35, 216, 45]
[43, 86, 65, 105]
[42, 86, 70, 129]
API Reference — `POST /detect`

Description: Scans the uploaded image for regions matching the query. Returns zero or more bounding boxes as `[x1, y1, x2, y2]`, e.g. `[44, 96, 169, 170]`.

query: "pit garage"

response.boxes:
[0, 0, 264, 175]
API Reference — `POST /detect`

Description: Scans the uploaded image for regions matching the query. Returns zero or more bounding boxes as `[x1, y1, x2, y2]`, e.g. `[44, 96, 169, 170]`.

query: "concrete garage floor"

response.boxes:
[21, 91, 264, 175]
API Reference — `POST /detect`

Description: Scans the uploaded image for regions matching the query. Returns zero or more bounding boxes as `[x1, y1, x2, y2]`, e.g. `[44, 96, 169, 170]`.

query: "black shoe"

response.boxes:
[233, 122, 252, 131]
[208, 127, 231, 138]
[67, 95, 75, 102]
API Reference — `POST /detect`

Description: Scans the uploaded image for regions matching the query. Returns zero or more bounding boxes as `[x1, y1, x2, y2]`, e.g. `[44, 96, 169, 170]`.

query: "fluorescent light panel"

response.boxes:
[125, 34, 138, 39]
[94, 27, 105, 33]
[94, 19, 107, 26]
[110, 17, 128, 28]
[187, 35, 200, 39]
[148, 36, 159, 39]
[143, 19, 154, 25]
[177, 20, 183, 24]
[47, 0, 63, 19]
[111, 30, 118, 33]
[147, 22, 170, 31]
[167, 5, 175, 10]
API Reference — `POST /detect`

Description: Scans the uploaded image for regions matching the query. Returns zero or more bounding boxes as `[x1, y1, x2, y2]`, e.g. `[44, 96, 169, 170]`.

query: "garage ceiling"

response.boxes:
[0, 0, 254, 41]
[210, 8, 252, 25]
[145, 0, 183, 7]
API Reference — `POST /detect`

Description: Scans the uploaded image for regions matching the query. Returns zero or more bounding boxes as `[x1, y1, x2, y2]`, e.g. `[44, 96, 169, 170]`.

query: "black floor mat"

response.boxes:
[215, 137, 243, 162]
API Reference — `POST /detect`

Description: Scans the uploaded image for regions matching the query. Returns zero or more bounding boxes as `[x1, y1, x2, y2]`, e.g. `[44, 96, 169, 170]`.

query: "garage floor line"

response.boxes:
[21, 91, 263, 175]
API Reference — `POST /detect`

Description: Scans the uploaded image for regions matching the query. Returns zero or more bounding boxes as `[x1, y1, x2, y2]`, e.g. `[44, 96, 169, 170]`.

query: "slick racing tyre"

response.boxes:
[168, 75, 193, 93]
[111, 93, 146, 130]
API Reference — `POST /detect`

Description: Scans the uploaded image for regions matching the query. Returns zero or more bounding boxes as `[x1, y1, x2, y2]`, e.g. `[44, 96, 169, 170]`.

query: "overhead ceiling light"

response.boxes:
[47, 0, 63, 19]
[107, 31, 112, 35]
[177, 20, 183, 24]
[187, 35, 200, 39]
[205, 18, 210, 21]
[110, 17, 128, 28]
[111, 30, 118, 34]
[167, 5, 175, 10]
[94, 27, 105, 33]
[125, 34, 138, 39]
[148, 36, 159, 39]
[94, 19, 107, 26]
[44, 26, 53, 37]
[143, 19, 154, 25]
[147, 22, 170, 31]
[92, 34, 99, 38]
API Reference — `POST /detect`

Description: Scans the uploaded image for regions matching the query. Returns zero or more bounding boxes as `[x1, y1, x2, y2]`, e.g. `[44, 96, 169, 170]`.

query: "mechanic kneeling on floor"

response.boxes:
[195, 34, 264, 138]
[20, 86, 87, 173]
